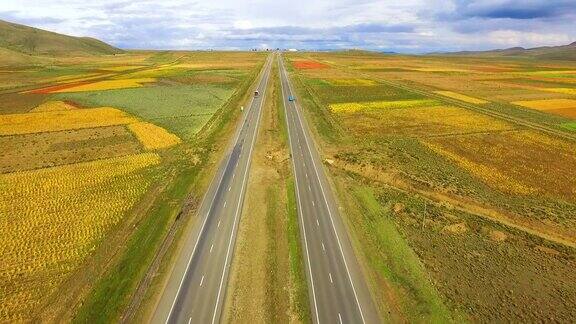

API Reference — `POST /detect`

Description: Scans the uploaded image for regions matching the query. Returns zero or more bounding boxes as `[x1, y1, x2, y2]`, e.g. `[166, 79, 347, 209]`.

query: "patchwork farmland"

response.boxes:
[285, 52, 576, 322]
[1, 19, 575, 324]
[0, 50, 265, 322]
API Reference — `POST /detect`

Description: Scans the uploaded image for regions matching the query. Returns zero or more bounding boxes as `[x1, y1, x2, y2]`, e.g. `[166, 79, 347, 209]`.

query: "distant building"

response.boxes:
[288, 48, 298, 52]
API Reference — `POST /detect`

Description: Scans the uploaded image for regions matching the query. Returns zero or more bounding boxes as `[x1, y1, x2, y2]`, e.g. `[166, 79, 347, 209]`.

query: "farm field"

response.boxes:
[0, 50, 265, 322]
[285, 51, 576, 322]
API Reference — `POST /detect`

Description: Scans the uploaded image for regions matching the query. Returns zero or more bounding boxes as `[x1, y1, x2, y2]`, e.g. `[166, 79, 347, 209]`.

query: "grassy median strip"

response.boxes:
[286, 178, 312, 323]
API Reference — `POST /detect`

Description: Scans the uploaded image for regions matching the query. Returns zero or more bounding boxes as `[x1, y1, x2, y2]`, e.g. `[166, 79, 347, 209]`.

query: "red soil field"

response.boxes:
[548, 107, 576, 119]
[293, 60, 329, 69]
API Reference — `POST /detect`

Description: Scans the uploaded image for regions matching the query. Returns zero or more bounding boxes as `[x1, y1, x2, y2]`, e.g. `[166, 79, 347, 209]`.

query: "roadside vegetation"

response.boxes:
[284, 51, 576, 322]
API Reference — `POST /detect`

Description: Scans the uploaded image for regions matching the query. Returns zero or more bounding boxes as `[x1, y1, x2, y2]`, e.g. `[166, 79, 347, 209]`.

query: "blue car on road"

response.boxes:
[288, 95, 295, 101]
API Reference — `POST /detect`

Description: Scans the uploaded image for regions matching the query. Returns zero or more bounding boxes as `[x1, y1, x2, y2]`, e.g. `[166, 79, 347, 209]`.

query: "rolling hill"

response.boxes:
[0, 19, 122, 57]
[445, 41, 576, 60]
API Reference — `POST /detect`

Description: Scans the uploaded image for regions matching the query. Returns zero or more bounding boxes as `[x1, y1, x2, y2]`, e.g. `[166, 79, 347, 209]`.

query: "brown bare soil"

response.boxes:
[548, 107, 576, 118]
[0, 93, 46, 114]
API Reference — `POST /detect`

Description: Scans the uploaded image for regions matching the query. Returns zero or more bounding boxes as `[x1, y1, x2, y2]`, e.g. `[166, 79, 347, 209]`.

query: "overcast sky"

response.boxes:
[1, 0, 575, 53]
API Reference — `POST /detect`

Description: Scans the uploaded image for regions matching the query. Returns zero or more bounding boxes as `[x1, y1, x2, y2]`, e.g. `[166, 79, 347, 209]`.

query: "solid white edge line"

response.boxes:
[283, 55, 368, 324]
[163, 55, 271, 324]
[279, 57, 321, 324]
[210, 56, 272, 324]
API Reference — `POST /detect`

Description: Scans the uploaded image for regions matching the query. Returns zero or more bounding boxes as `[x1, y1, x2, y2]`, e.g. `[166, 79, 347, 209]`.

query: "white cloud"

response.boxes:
[233, 20, 253, 30]
[0, 0, 574, 52]
[487, 30, 572, 47]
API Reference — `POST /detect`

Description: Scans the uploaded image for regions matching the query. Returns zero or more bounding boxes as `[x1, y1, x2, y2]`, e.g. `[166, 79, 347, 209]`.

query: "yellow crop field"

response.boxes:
[435, 91, 488, 104]
[512, 98, 576, 110]
[0, 107, 138, 135]
[100, 66, 147, 72]
[174, 62, 263, 70]
[56, 73, 117, 84]
[49, 73, 101, 82]
[338, 105, 513, 137]
[424, 141, 535, 195]
[174, 63, 218, 69]
[128, 122, 181, 150]
[410, 67, 469, 72]
[55, 73, 116, 84]
[52, 78, 156, 93]
[328, 78, 377, 86]
[115, 66, 180, 79]
[330, 99, 438, 113]
[540, 88, 576, 95]
[31, 101, 77, 112]
[0, 153, 160, 321]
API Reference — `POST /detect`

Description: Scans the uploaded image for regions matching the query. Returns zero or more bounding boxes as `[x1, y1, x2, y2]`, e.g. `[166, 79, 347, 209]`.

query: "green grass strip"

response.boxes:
[351, 186, 454, 323]
[560, 122, 576, 131]
[286, 178, 312, 323]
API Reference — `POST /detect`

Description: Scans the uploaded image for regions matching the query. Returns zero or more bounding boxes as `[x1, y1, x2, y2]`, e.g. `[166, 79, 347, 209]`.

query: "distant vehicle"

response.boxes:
[254, 90, 259, 97]
[288, 96, 295, 101]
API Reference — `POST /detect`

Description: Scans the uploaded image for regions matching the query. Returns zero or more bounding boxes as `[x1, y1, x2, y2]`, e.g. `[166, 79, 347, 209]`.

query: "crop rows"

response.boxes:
[0, 153, 159, 321]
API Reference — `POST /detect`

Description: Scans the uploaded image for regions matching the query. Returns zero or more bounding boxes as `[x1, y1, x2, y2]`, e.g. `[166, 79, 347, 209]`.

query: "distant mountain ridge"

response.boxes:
[0, 19, 122, 57]
[442, 41, 576, 60]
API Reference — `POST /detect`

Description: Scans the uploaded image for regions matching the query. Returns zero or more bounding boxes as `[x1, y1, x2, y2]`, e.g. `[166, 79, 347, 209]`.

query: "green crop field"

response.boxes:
[285, 51, 576, 322]
[55, 85, 235, 139]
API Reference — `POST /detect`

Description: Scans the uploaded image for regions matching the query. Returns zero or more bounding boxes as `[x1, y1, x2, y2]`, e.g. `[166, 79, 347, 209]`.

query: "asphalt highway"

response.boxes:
[279, 55, 380, 324]
[150, 54, 272, 324]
